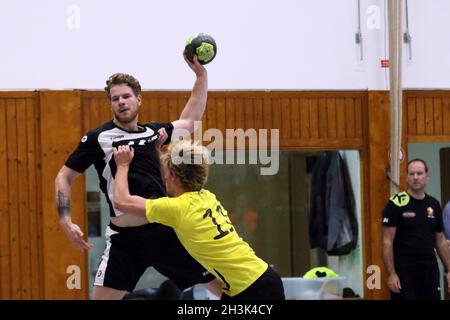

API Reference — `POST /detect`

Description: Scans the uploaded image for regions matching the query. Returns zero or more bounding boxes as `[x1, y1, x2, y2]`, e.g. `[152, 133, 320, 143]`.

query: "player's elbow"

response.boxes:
[55, 168, 67, 188]
[113, 198, 128, 212]
[113, 197, 145, 217]
[176, 118, 196, 133]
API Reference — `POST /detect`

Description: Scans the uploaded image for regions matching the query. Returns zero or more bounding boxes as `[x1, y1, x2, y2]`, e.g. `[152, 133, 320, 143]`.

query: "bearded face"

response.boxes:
[109, 84, 141, 125]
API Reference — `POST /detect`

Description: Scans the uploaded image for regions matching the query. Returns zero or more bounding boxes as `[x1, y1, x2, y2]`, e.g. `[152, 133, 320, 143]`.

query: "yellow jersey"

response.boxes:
[145, 189, 268, 296]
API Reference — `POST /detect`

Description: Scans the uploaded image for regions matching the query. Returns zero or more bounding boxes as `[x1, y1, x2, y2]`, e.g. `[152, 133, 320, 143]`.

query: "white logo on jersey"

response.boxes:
[112, 135, 125, 141]
[382, 217, 389, 223]
[81, 136, 88, 143]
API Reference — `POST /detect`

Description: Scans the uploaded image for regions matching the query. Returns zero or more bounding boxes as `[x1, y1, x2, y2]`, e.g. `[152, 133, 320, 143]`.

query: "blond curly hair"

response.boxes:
[160, 140, 211, 191]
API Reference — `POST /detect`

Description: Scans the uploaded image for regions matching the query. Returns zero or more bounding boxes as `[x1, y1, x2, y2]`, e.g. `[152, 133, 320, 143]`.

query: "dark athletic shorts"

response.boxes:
[390, 258, 441, 300]
[221, 266, 285, 300]
[94, 222, 215, 292]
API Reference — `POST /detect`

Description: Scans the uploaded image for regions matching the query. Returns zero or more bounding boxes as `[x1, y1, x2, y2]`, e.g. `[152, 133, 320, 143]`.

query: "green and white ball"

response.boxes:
[185, 33, 217, 65]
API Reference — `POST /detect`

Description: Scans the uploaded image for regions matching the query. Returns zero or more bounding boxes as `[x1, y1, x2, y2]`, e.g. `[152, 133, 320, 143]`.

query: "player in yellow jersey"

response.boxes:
[112, 139, 285, 300]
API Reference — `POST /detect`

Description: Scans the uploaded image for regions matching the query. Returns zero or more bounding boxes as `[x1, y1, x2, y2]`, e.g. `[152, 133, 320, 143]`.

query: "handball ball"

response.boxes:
[185, 33, 217, 65]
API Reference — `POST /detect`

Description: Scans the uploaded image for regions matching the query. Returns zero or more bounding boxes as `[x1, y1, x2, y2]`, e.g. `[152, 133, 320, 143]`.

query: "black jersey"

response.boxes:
[65, 120, 173, 217]
[382, 191, 444, 260]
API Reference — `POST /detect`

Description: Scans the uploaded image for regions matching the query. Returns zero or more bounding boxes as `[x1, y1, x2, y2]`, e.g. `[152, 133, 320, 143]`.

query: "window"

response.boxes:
[86, 150, 364, 297]
[205, 150, 363, 296]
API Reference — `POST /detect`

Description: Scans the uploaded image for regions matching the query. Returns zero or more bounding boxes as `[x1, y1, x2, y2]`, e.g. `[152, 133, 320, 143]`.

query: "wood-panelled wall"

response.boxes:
[364, 91, 391, 300]
[0, 89, 445, 299]
[0, 92, 43, 299]
[405, 90, 450, 141]
[39, 91, 88, 300]
[82, 91, 366, 150]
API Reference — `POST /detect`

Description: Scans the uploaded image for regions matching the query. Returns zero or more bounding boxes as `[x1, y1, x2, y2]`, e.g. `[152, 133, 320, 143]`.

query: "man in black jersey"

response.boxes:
[382, 158, 450, 300]
[55, 53, 220, 299]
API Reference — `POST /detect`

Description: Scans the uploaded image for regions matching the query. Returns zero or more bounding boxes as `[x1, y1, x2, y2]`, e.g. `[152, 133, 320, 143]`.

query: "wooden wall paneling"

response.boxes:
[244, 98, 257, 151]
[213, 97, 226, 149]
[336, 98, 346, 139]
[407, 97, 417, 136]
[365, 91, 391, 300]
[424, 98, 434, 135]
[81, 92, 112, 127]
[253, 98, 263, 132]
[101, 98, 112, 124]
[224, 98, 236, 149]
[39, 91, 88, 299]
[168, 98, 179, 124]
[443, 98, 450, 136]
[299, 98, 310, 140]
[26, 97, 43, 299]
[6, 99, 21, 299]
[289, 98, 300, 139]
[211, 96, 225, 147]
[16, 99, 32, 299]
[360, 91, 371, 299]
[158, 97, 169, 122]
[318, 98, 328, 139]
[176, 97, 185, 118]
[433, 97, 443, 136]
[0, 98, 11, 299]
[225, 97, 236, 130]
[271, 98, 282, 138]
[81, 98, 91, 135]
[345, 98, 356, 138]
[326, 98, 337, 139]
[235, 98, 245, 131]
[415, 97, 425, 135]
[97, 97, 109, 129]
[205, 97, 218, 147]
[404, 91, 450, 141]
[262, 98, 272, 130]
[280, 98, 290, 140]
[206, 98, 216, 131]
[36, 99, 44, 290]
[308, 98, 319, 139]
[147, 98, 160, 122]
[139, 94, 155, 122]
[244, 98, 255, 131]
[90, 96, 101, 130]
[354, 97, 363, 139]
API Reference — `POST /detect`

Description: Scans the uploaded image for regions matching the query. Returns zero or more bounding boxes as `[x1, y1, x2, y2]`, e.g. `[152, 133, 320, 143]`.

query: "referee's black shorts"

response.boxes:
[391, 258, 440, 300]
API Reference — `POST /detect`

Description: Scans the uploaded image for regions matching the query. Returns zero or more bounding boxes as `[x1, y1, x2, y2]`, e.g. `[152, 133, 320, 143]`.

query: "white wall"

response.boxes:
[403, 0, 450, 89]
[0, 0, 375, 90]
[0, 1, 448, 90]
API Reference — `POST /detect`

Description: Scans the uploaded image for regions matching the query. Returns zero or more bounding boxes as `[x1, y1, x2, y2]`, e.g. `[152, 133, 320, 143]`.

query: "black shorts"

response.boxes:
[94, 223, 215, 292]
[221, 266, 285, 300]
[391, 258, 441, 300]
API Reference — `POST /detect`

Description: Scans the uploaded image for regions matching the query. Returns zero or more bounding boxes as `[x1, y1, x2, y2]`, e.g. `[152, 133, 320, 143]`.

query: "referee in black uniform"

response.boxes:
[382, 158, 450, 300]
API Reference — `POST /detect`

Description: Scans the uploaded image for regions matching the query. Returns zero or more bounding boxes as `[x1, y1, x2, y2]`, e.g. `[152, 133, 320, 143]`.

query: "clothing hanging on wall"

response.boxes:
[309, 151, 358, 255]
